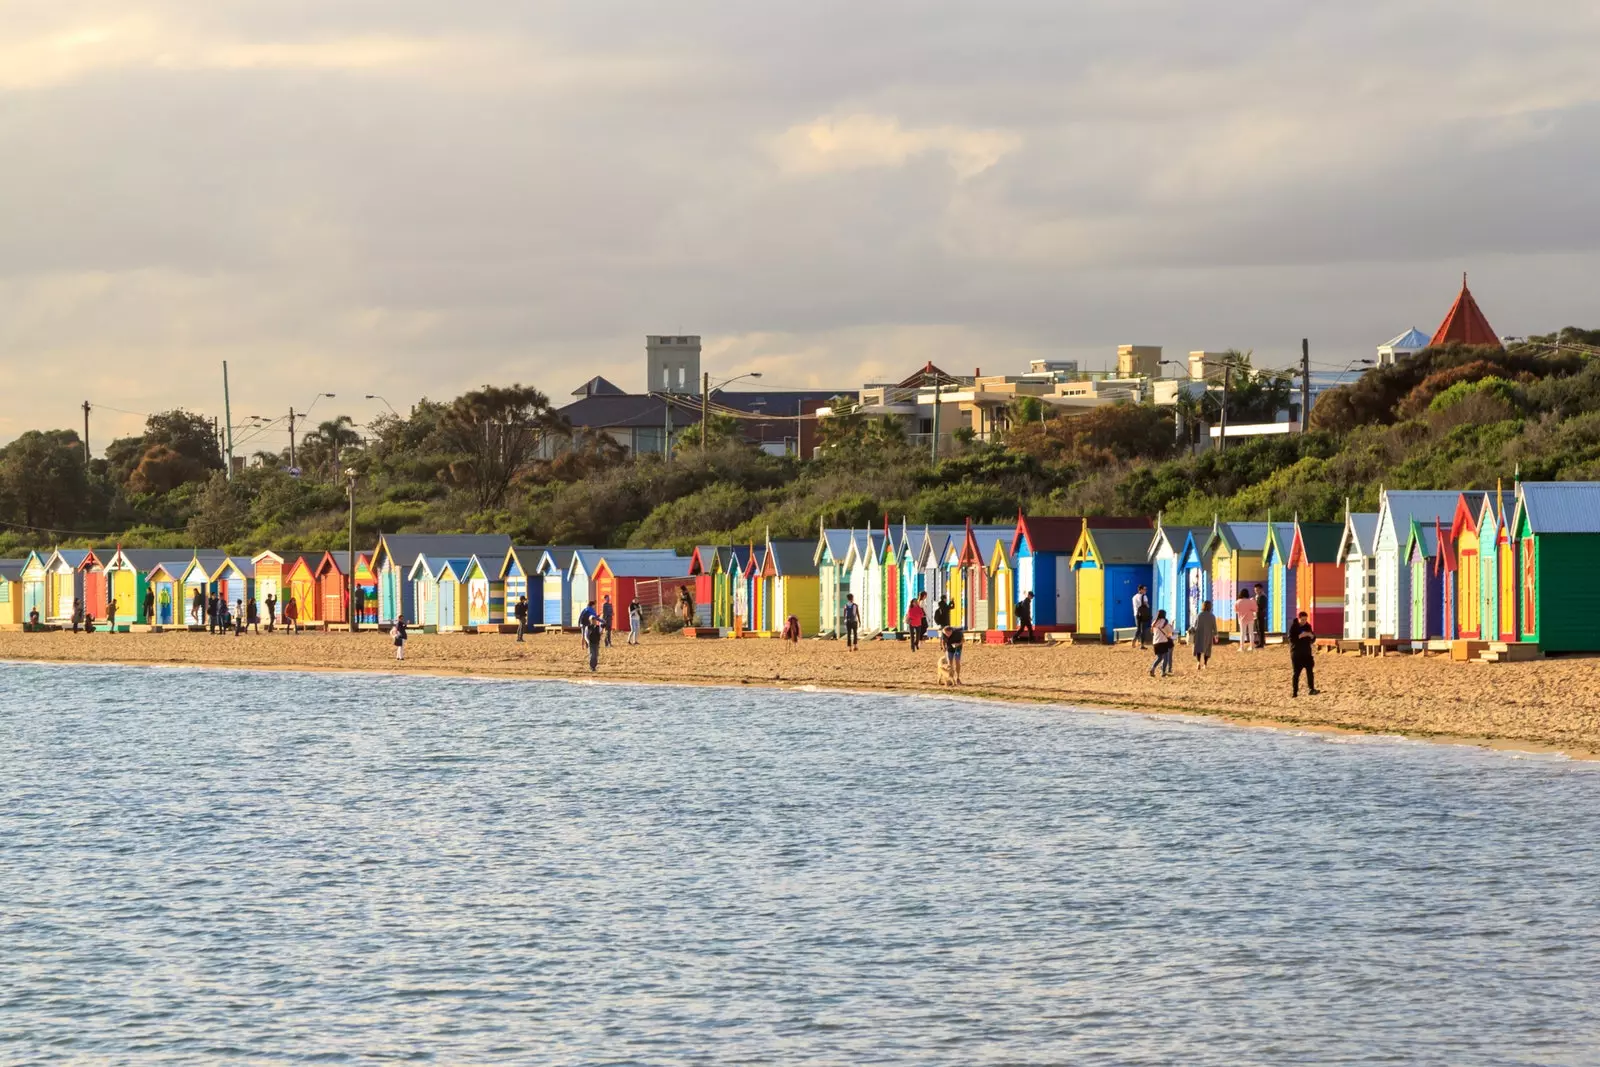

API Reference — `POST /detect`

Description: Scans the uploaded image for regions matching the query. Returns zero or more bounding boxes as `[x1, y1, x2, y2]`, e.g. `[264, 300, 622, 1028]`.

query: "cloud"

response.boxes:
[769, 114, 1022, 180]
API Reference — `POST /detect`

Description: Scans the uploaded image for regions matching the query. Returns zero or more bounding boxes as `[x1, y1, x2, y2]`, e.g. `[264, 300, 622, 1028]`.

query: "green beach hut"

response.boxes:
[1509, 482, 1600, 652]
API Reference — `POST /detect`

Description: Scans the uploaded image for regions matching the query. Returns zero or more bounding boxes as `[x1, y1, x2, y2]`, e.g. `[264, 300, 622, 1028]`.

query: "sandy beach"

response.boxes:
[5, 627, 1598, 757]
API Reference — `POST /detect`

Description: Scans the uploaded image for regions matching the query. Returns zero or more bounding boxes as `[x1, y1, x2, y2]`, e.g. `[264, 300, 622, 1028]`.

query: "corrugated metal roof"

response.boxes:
[1150, 525, 1206, 557]
[1519, 482, 1600, 534]
[379, 534, 513, 572]
[1089, 528, 1156, 565]
[1381, 490, 1464, 542]
[1347, 513, 1379, 556]
[765, 540, 818, 577]
[1293, 522, 1345, 562]
[1215, 521, 1270, 554]
[0, 562, 24, 582]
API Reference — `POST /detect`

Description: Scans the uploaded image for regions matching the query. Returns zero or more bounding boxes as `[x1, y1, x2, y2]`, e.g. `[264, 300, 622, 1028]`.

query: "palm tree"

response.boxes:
[301, 416, 363, 481]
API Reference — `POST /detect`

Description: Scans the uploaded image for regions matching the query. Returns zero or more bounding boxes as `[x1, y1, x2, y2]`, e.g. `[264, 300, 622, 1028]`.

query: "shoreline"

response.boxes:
[5, 631, 1597, 762]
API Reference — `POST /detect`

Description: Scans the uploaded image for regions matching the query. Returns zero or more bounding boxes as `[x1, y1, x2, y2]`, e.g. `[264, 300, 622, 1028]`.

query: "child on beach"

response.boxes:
[782, 614, 801, 645]
[1191, 601, 1217, 669]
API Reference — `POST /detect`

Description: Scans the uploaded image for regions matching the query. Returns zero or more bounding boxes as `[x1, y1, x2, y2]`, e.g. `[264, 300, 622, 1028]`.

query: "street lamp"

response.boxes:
[288, 394, 336, 473]
[699, 371, 762, 452]
[345, 467, 359, 633]
[365, 394, 401, 417]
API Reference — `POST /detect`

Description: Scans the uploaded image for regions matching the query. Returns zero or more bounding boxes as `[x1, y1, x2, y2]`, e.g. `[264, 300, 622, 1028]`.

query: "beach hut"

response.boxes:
[77, 549, 112, 619]
[499, 546, 545, 625]
[1435, 517, 1459, 641]
[594, 550, 692, 627]
[352, 553, 378, 625]
[722, 545, 752, 632]
[1474, 493, 1508, 642]
[1178, 529, 1212, 630]
[911, 527, 961, 616]
[251, 551, 284, 619]
[840, 532, 870, 631]
[1509, 482, 1600, 651]
[1071, 523, 1154, 642]
[461, 556, 497, 629]
[18, 551, 49, 623]
[0, 559, 26, 625]
[44, 549, 89, 624]
[407, 556, 443, 629]
[211, 557, 254, 619]
[532, 548, 582, 627]
[954, 522, 1015, 633]
[1205, 521, 1270, 629]
[283, 554, 318, 625]
[1483, 489, 1519, 642]
[761, 537, 821, 635]
[813, 525, 855, 637]
[855, 531, 884, 633]
[877, 526, 901, 634]
[1149, 520, 1206, 635]
[1403, 520, 1446, 642]
[1014, 514, 1152, 629]
[687, 546, 719, 627]
[144, 563, 184, 626]
[1447, 493, 1492, 639]
[1337, 509, 1380, 640]
[1262, 521, 1299, 636]
[312, 553, 348, 624]
[101, 549, 168, 623]
[986, 535, 1016, 633]
[372, 534, 513, 626]
[173, 553, 223, 625]
[1374, 489, 1465, 639]
[895, 522, 920, 627]
[433, 558, 470, 632]
[1288, 520, 1345, 638]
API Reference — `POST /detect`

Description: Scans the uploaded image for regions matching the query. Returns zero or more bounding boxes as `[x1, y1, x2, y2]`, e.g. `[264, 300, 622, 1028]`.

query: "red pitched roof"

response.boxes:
[1430, 274, 1502, 349]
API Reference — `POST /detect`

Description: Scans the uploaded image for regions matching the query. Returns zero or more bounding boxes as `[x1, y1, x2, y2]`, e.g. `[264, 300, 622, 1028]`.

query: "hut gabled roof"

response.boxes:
[1513, 481, 1600, 535]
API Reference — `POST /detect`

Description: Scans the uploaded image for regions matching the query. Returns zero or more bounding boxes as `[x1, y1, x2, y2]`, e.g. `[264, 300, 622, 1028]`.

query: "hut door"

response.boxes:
[1498, 548, 1515, 640]
[1521, 541, 1536, 638]
[1077, 567, 1102, 636]
[1411, 561, 1427, 640]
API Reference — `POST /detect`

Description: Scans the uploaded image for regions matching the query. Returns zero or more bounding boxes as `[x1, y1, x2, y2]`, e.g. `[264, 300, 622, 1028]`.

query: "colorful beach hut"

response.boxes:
[534, 548, 582, 627]
[19, 551, 49, 623]
[1374, 490, 1464, 640]
[1480, 490, 1518, 643]
[1014, 514, 1152, 629]
[986, 535, 1016, 633]
[77, 549, 112, 619]
[1403, 520, 1446, 642]
[594, 550, 692, 628]
[1474, 493, 1508, 642]
[877, 526, 902, 634]
[435, 558, 469, 632]
[1205, 521, 1270, 628]
[463, 555, 497, 629]
[1149, 521, 1205, 635]
[1338, 509, 1380, 640]
[1509, 482, 1600, 651]
[1288, 520, 1344, 638]
[211, 557, 254, 619]
[761, 537, 821, 635]
[814, 526, 855, 637]
[687, 546, 719, 627]
[407, 556, 443, 629]
[499, 545, 546, 624]
[1071, 523, 1154, 642]
[283, 554, 318, 625]
[0, 559, 26, 625]
[1261, 521, 1299, 636]
[144, 563, 184, 626]
[44, 549, 89, 624]
[1447, 493, 1493, 639]
[1177, 530, 1211, 630]
[313, 552, 348, 624]
[372, 534, 512, 626]
[251, 551, 284, 619]
[955, 522, 1015, 633]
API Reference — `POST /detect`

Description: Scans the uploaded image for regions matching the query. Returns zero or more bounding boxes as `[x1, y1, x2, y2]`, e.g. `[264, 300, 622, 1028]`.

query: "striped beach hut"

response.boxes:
[687, 546, 719, 627]
[987, 534, 1016, 633]
[895, 522, 919, 628]
[372, 534, 513, 626]
[407, 556, 444, 629]
[814, 526, 854, 637]
[534, 548, 583, 627]
[762, 537, 821, 635]
[212, 557, 255, 619]
[252, 551, 284, 620]
[1071, 522, 1154, 642]
[1374, 489, 1465, 640]
[1403, 519, 1446, 641]
[1474, 493, 1509, 642]
[44, 549, 89, 624]
[499, 546, 545, 624]
[178, 553, 227, 625]
[1262, 520, 1299, 636]
[1448, 492, 1493, 639]
[145, 562, 184, 627]
[1289, 520, 1345, 638]
[1206, 521, 1270, 629]
[1481, 490, 1519, 643]
[956, 522, 1015, 633]
[1151, 521, 1206, 635]
[1510, 482, 1600, 651]
[1178, 529, 1211, 629]
[1337, 509, 1380, 640]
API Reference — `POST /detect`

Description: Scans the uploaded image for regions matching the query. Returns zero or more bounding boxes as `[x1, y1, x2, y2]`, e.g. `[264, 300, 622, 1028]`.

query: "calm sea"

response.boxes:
[3, 663, 1599, 1065]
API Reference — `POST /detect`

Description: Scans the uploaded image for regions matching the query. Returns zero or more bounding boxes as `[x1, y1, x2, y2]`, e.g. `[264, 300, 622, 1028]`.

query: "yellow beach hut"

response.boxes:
[20, 551, 50, 624]
[44, 549, 90, 624]
[146, 563, 184, 627]
[0, 559, 28, 625]
[762, 538, 821, 636]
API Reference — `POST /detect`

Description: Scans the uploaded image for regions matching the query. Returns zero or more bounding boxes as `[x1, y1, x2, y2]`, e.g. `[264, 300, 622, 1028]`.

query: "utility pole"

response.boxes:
[347, 470, 359, 633]
[288, 408, 297, 473]
[1300, 338, 1312, 433]
[222, 361, 235, 479]
[701, 372, 710, 454]
[82, 401, 91, 463]
[930, 374, 941, 462]
[663, 394, 673, 462]
[1219, 363, 1231, 454]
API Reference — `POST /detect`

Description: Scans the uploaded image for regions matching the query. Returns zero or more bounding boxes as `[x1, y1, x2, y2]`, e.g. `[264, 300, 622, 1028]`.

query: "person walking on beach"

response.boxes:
[905, 595, 927, 651]
[842, 593, 860, 651]
[192, 588, 205, 626]
[782, 613, 801, 645]
[628, 599, 643, 645]
[514, 595, 529, 642]
[283, 596, 299, 635]
[677, 584, 695, 626]
[939, 624, 964, 685]
[247, 599, 260, 634]
[601, 595, 615, 647]
[107, 599, 118, 633]
[1191, 600, 1217, 670]
[234, 600, 246, 636]
[393, 614, 408, 661]
[583, 611, 604, 672]
[72, 599, 84, 634]
[1016, 591, 1036, 643]
[265, 592, 277, 632]
[934, 596, 951, 629]
[1254, 584, 1268, 648]
[143, 589, 155, 626]
[1133, 585, 1152, 648]
[1149, 609, 1176, 677]
[1288, 610, 1320, 696]
[1234, 588, 1256, 653]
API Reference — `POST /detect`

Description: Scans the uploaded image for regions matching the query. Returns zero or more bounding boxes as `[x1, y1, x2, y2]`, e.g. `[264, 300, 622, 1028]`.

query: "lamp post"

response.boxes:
[365, 394, 401, 417]
[345, 467, 359, 633]
[699, 371, 762, 453]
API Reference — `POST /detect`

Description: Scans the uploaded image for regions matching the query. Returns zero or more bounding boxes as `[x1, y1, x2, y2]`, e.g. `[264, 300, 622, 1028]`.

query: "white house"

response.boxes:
[1338, 508, 1380, 640]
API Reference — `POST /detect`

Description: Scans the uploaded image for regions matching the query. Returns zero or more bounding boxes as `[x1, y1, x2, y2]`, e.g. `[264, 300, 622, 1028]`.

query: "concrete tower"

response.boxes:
[646, 335, 702, 394]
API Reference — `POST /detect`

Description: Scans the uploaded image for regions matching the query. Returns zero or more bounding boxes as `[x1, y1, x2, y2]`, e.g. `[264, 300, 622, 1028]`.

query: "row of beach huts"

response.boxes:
[2, 481, 1597, 655]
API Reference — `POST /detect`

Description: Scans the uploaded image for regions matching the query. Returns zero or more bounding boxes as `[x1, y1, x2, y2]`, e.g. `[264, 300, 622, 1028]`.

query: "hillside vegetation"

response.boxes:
[3, 329, 1597, 557]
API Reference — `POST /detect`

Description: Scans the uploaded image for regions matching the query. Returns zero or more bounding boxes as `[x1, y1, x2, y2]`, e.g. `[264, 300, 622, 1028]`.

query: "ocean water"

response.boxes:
[2, 664, 1599, 1065]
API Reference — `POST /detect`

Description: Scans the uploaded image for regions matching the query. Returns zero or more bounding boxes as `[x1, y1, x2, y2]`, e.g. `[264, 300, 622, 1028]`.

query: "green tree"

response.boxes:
[185, 471, 249, 546]
[674, 413, 745, 452]
[0, 430, 88, 530]
[438, 385, 566, 510]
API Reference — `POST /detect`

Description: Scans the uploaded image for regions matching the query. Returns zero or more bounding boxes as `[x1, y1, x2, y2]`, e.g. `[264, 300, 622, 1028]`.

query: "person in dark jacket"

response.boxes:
[514, 595, 529, 642]
[265, 592, 277, 632]
[1015, 591, 1036, 642]
[1132, 585, 1152, 648]
[393, 614, 409, 660]
[1254, 585, 1269, 648]
[842, 594, 861, 650]
[601, 595, 615, 648]
[933, 597, 951, 629]
[143, 590, 156, 626]
[1288, 610, 1319, 696]
[1190, 600, 1218, 670]
[583, 612, 604, 672]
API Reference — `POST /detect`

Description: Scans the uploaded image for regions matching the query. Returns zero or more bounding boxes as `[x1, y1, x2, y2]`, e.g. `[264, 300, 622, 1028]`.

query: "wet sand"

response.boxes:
[4, 629, 1597, 757]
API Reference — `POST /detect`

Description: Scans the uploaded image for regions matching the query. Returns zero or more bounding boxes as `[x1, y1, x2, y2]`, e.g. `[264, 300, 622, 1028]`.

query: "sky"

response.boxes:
[3, 0, 1599, 454]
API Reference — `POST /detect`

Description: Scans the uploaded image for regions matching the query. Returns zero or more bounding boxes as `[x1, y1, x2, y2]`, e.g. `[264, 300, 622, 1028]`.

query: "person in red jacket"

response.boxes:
[905, 595, 928, 651]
